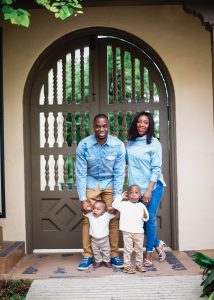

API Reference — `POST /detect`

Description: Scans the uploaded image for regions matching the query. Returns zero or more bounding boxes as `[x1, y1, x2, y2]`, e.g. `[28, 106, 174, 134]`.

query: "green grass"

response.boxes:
[0, 280, 32, 300]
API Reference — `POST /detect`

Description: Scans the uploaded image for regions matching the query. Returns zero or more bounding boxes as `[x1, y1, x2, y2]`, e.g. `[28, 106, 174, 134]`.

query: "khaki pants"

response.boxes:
[82, 186, 119, 258]
[122, 231, 144, 268]
[91, 236, 111, 263]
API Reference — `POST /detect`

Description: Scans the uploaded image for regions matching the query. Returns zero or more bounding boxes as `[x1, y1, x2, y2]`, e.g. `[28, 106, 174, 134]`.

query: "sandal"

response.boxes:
[143, 259, 153, 267]
[155, 241, 166, 262]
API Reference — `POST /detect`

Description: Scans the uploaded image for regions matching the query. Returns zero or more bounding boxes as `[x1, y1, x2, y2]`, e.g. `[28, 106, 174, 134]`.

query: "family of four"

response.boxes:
[75, 111, 166, 274]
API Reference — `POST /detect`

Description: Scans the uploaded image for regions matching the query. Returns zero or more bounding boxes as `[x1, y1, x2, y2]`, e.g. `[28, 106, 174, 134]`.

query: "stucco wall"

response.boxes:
[0, 5, 214, 250]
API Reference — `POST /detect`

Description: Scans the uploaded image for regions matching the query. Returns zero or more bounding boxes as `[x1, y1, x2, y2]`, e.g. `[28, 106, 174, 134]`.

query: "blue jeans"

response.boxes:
[144, 181, 165, 253]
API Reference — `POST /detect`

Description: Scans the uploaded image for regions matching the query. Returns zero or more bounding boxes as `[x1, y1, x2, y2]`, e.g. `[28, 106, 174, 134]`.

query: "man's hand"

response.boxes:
[108, 206, 117, 215]
[81, 200, 92, 213]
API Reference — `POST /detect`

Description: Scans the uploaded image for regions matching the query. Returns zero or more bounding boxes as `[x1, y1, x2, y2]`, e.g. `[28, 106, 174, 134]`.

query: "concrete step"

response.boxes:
[0, 241, 25, 273]
[26, 275, 202, 299]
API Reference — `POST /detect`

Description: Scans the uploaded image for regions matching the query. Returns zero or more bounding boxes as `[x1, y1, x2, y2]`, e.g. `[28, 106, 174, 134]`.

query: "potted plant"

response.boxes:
[192, 252, 214, 298]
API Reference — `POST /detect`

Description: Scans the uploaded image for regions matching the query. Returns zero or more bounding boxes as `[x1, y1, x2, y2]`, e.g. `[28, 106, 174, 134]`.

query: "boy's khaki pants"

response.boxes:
[82, 186, 119, 258]
[122, 231, 144, 268]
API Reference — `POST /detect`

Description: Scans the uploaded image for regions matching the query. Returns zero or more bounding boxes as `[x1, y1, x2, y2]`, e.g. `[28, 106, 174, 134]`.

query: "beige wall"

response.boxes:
[0, 5, 214, 250]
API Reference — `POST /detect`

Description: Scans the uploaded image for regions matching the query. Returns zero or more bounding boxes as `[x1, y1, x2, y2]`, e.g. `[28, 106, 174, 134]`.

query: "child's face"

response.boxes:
[128, 186, 141, 203]
[92, 202, 106, 217]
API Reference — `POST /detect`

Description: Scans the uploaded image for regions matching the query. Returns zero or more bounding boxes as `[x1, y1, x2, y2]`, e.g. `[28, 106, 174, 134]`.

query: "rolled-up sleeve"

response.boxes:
[76, 142, 87, 201]
[113, 143, 126, 199]
[150, 141, 162, 182]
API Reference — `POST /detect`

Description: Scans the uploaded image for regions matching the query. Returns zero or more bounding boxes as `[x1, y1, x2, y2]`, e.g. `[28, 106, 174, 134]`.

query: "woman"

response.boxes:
[126, 111, 166, 267]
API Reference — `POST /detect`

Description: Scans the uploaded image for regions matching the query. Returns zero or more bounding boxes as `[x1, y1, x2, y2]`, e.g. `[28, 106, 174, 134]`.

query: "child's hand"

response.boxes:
[108, 206, 117, 215]
[122, 191, 128, 199]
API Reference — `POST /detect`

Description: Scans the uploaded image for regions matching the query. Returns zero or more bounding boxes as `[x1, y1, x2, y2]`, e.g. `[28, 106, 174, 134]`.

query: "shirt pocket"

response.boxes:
[105, 155, 117, 168]
[86, 155, 97, 168]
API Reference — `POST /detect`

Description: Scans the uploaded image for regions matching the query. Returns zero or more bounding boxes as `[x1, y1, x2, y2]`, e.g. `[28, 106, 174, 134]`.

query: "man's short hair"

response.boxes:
[93, 113, 109, 124]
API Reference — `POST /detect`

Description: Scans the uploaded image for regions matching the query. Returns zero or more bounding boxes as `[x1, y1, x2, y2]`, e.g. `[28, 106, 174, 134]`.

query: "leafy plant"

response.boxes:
[0, 0, 83, 27]
[192, 252, 214, 297]
[0, 279, 32, 299]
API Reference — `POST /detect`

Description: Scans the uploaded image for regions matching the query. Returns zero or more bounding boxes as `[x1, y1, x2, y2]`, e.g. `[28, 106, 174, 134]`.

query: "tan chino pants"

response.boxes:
[122, 231, 144, 268]
[82, 186, 119, 258]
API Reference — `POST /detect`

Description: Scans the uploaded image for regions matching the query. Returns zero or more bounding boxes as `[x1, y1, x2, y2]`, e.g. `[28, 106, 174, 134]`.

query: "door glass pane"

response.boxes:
[154, 109, 160, 138]
[125, 51, 132, 103]
[154, 82, 159, 103]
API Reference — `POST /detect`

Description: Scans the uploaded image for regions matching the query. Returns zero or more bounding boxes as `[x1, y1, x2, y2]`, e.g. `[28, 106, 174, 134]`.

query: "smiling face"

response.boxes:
[92, 201, 106, 217]
[127, 185, 142, 203]
[136, 115, 150, 136]
[93, 117, 109, 144]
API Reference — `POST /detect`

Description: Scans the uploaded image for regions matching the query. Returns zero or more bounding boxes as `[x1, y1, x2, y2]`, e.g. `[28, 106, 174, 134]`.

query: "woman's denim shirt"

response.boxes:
[76, 134, 126, 201]
[126, 135, 166, 194]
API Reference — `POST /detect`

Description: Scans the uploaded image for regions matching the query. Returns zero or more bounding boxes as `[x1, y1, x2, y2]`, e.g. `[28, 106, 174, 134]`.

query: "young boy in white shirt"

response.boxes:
[112, 184, 149, 274]
[83, 200, 115, 269]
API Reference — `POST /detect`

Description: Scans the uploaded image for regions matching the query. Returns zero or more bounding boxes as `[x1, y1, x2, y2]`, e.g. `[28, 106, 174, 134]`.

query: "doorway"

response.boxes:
[24, 28, 176, 251]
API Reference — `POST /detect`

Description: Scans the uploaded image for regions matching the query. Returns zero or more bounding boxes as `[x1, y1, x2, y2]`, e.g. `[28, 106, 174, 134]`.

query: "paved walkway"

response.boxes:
[26, 274, 202, 299]
[3, 250, 213, 280]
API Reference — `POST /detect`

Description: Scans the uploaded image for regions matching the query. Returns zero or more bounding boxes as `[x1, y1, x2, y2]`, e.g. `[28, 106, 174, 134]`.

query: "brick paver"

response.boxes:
[3, 250, 210, 280]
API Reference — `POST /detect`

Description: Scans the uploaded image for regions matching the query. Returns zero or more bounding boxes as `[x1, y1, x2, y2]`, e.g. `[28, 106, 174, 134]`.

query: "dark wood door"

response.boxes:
[29, 34, 171, 249]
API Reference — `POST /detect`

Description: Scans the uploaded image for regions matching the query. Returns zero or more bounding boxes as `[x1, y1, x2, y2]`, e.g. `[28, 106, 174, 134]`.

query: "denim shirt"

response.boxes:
[76, 134, 126, 201]
[126, 136, 166, 194]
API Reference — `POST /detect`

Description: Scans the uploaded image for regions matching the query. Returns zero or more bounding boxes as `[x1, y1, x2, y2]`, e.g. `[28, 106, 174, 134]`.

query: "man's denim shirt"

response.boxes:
[76, 134, 126, 201]
[126, 136, 166, 194]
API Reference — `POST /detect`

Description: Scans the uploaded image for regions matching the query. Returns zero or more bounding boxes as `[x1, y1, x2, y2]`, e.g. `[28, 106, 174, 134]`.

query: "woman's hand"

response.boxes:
[142, 181, 155, 205]
[142, 189, 152, 205]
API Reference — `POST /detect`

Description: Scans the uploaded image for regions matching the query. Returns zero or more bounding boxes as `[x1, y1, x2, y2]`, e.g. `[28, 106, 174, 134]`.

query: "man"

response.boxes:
[76, 113, 126, 270]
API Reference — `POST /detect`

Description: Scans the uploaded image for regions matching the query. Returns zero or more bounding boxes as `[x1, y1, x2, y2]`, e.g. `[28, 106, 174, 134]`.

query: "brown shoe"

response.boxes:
[93, 262, 103, 268]
[103, 262, 112, 268]
[136, 265, 146, 272]
[123, 266, 136, 274]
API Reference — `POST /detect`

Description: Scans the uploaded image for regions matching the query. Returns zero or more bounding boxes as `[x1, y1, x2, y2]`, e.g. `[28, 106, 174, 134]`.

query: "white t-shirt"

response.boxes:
[112, 195, 149, 233]
[84, 212, 115, 239]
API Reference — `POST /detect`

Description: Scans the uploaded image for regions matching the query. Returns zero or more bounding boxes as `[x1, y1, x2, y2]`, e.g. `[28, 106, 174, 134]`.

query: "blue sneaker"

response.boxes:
[111, 256, 124, 268]
[78, 257, 93, 270]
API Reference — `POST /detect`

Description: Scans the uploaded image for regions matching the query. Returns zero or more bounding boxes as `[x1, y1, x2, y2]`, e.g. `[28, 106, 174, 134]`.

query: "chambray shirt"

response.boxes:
[76, 134, 126, 201]
[126, 136, 166, 194]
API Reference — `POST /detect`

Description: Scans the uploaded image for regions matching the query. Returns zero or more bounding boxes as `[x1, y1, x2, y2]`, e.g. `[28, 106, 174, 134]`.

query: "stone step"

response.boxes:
[0, 241, 25, 273]
[26, 275, 202, 299]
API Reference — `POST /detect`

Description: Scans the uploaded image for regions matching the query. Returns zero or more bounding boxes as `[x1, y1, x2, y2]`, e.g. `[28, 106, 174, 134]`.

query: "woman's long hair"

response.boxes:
[128, 111, 155, 144]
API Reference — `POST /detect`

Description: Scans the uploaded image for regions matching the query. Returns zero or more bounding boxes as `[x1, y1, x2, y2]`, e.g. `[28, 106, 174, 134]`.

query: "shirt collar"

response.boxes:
[92, 134, 111, 146]
[136, 135, 147, 141]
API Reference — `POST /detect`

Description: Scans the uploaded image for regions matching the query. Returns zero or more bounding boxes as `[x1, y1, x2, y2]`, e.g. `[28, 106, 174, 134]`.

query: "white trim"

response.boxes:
[33, 246, 171, 255]
[33, 248, 124, 254]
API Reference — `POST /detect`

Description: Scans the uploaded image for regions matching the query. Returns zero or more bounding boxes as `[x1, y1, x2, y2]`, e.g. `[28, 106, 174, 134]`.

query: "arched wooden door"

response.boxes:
[26, 30, 171, 250]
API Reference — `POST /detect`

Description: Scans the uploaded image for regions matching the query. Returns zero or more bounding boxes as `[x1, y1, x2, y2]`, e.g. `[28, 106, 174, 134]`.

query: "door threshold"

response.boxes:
[33, 248, 125, 254]
[33, 246, 171, 255]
